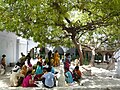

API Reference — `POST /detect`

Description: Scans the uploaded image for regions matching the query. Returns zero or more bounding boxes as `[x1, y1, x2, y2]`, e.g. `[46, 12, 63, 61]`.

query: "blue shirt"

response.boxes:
[51, 67, 55, 74]
[42, 72, 55, 87]
[65, 71, 73, 83]
[35, 66, 43, 75]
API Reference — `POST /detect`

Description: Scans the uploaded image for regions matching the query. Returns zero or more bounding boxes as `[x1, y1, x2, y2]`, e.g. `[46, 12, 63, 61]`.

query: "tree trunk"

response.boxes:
[81, 44, 96, 66]
[72, 37, 83, 66]
[89, 47, 95, 66]
[78, 44, 83, 66]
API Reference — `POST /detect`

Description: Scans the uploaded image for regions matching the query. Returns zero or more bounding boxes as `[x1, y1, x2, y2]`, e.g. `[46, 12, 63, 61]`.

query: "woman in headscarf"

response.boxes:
[18, 65, 27, 86]
[54, 50, 60, 67]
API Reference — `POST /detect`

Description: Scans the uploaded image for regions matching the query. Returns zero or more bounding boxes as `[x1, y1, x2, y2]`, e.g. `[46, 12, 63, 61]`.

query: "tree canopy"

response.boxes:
[0, 0, 120, 65]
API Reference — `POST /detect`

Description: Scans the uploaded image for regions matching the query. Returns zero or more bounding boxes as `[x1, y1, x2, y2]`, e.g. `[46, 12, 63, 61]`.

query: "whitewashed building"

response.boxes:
[0, 31, 38, 66]
[0, 31, 17, 65]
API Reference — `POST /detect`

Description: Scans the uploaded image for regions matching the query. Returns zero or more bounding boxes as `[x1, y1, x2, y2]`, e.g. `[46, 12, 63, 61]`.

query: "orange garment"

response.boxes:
[75, 70, 82, 77]
[20, 65, 27, 77]
[54, 52, 59, 67]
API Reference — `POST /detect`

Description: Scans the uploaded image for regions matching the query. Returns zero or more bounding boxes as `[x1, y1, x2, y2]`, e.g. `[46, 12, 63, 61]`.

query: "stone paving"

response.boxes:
[1, 65, 120, 90]
[0, 67, 12, 87]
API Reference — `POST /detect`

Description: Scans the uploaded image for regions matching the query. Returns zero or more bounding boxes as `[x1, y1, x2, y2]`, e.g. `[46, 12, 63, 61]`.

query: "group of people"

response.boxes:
[47, 50, 60, 67]
[63, 53, 82, 84]
[9, 50, 82, 88]
[10, 52, 57, 88]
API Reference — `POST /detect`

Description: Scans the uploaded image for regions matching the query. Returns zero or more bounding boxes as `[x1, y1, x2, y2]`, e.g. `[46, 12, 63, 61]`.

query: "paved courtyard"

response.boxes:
[0, 63, 120, 90]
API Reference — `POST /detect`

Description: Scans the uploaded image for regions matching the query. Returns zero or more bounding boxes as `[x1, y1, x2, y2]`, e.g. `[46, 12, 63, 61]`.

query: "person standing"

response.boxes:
[54, 50, 60, 67]
[48, 50, 52, 66]
[1, 54, 6, 70]
[64, 53, 70, 69]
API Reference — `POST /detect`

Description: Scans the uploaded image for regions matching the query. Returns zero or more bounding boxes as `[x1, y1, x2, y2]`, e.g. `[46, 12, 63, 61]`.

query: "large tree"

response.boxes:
[80, 27, 120, 66]
[0, 0, 120, 65]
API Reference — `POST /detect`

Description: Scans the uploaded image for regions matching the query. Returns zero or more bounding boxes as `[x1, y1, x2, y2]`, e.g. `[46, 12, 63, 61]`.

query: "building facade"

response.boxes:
[0, 31, 38, 66]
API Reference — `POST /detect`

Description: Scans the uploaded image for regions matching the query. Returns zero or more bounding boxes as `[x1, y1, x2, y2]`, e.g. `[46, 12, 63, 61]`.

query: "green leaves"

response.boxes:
[0, 0, 120, 49]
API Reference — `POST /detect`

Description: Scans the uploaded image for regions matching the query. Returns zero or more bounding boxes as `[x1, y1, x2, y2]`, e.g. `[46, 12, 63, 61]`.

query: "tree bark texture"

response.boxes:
[72, 37, 83, 66]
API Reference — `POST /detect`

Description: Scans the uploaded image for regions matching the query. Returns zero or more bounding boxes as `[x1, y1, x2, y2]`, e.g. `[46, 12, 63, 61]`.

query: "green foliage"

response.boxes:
[0, 0, 120, 50]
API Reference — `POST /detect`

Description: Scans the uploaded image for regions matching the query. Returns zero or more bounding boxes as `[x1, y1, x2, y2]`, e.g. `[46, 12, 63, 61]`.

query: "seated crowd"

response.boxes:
[10, 53, 82, 88]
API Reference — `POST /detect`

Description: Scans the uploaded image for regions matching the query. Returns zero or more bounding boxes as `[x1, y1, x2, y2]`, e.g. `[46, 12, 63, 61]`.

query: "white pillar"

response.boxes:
[103, 54, 106, 62]
[107, 55, 110, 61]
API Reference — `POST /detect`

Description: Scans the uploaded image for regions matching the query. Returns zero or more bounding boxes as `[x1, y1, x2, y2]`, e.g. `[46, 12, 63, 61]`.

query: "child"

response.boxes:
[1, 54, 6, 70]
[0, 64, 5, 75]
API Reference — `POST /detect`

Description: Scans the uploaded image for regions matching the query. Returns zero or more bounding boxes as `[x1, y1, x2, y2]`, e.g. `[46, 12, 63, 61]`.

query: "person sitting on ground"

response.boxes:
[39, 55, 43, 64]
[73, 66, 82, 83]
[22, 69, 37, 87]
[20, 65, 28, 76]
[47, 62, 55, 74]
[50, 65, 55, 74]
[19, 52, 26, 67]
[26, 55, 32, 71]
[43, 61, 49, 68]
[34, 61, 43, 80]
[10, 62, 21, 87]
[69, 62, 76, 72]
[18, 65, 27, 86]
[41, 67, 56, 88]
[64, 67, 73, 84]
[12, 62, 21, 72]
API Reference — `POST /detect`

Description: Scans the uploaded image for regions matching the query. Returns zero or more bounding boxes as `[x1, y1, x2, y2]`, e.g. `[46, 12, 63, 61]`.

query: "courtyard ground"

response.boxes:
[0, 63, 120, 90]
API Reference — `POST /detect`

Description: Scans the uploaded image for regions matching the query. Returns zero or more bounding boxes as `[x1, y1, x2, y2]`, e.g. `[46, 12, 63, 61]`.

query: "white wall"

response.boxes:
[16, 38, 28, 61]
[0, 31, 38, 65]
[17, 37, 38, 60]
[114, 49, 120, 61]
[27, 39, 38, 52]
[113, 49, 120, 76]
[0, 31, 17, 65]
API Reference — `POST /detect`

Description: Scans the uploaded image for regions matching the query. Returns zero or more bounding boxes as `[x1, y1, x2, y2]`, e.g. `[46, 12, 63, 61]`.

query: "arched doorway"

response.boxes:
[95, 52, 103, 63]
[66, 48, 76, 61]
[53, 46, 64, 59]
